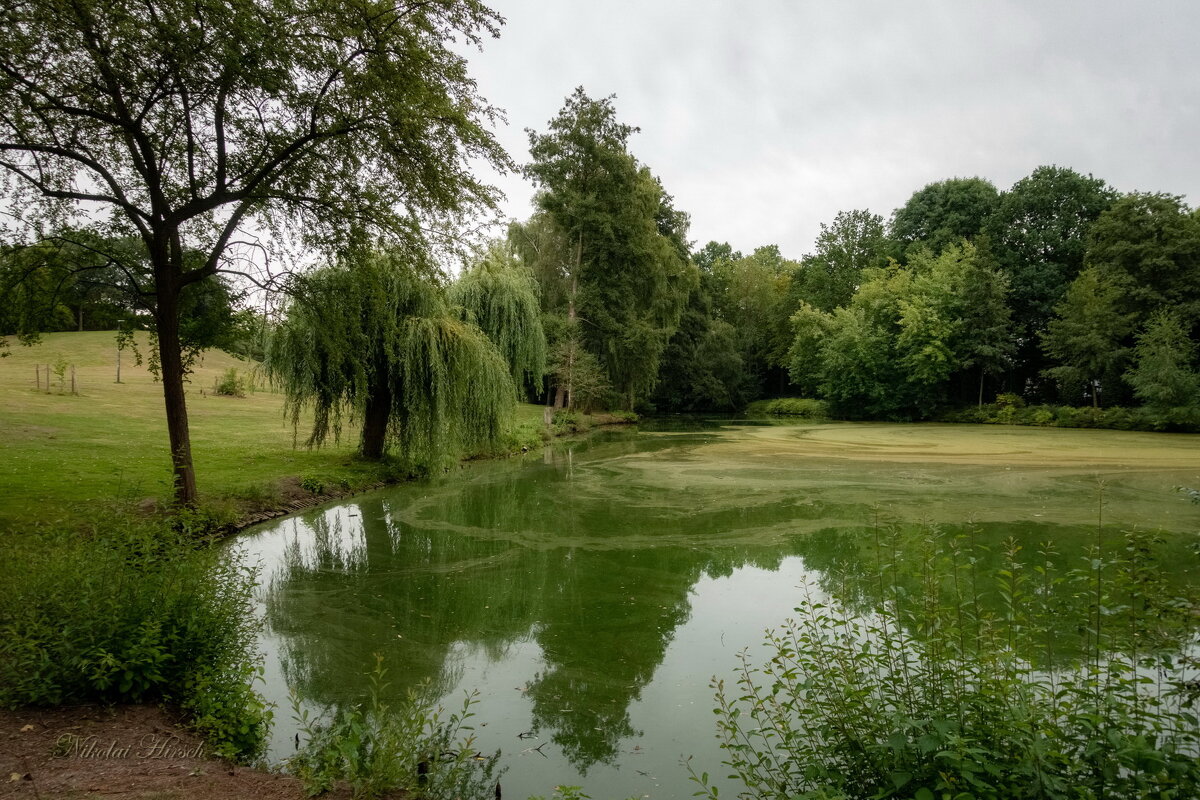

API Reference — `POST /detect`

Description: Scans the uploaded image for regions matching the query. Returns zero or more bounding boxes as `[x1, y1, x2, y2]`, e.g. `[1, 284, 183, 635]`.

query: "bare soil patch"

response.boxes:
[0, 704, 354, 800]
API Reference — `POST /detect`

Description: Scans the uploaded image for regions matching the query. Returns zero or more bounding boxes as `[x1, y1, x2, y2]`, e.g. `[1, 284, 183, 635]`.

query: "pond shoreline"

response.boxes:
[1, 414, 636, 800]
[219, 412, 637, 536]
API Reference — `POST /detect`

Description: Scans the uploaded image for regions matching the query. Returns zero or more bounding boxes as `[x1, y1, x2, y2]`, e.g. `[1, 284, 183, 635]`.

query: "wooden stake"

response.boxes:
[71, 364, 77, 395]
[35, 364, 40, 391]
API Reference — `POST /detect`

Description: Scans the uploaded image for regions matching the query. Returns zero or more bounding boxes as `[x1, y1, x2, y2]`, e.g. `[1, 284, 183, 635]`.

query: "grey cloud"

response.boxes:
[469, 0, 1200, 257]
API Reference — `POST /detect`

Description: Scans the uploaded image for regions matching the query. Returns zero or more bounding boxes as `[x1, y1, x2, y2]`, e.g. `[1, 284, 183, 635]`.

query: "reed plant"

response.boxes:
[287, 654, 502, 800]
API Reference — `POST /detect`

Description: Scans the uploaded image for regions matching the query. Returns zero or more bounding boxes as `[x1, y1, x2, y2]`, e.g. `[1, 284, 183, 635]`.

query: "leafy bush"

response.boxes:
[995, 392, 1025, 408]
[215, 367, 247, 397]
[288, 655, 501, 799]
[300, 474, 326, 495]
[941, 405, 990, 424]
[747, 397, 830, 418]
[989, 404, 1017, 424]
[552, 409, 588, 434]
[693, 526, 1200, 800]
[1032, 407, 1055, 426]
[0, 522, 269, 762]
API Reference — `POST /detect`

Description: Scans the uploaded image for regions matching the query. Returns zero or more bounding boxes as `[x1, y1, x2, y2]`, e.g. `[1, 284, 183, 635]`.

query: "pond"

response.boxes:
[238, 421, 1200, 799]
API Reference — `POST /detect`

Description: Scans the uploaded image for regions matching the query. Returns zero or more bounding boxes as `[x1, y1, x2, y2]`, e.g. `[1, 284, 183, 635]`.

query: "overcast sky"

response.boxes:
[463, 0, 1200, 259]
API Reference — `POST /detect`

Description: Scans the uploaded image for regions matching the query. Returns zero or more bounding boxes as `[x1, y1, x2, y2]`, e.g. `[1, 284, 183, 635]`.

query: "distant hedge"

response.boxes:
[940, 403, 1200, 433]
[746, 395, 1200, 433]
[745, 397, 830, 419]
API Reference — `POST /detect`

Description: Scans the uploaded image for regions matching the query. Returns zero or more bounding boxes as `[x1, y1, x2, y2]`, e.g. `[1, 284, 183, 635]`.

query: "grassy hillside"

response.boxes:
[0, 331, 548, 529]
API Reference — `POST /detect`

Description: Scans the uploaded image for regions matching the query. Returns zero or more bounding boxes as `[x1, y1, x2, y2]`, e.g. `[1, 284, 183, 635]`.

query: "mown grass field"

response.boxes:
[0, 331, 547, 529]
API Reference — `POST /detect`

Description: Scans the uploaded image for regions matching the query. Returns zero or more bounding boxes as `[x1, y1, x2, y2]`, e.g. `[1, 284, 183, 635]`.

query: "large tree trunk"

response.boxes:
[360, 382, 392, 459]
[153, 286, 198, 507]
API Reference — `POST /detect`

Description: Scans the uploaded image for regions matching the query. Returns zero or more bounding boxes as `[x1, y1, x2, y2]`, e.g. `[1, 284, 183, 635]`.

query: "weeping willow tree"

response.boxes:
[266, 249, 515, 463]
[449, 244, 546, 398]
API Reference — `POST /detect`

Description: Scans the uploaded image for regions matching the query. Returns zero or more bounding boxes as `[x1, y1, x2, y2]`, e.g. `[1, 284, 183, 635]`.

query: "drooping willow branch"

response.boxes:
[266, 247, 515, 464]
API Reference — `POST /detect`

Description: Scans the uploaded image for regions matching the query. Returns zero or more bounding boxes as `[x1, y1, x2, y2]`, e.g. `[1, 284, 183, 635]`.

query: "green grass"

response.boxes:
[0, 331, 555, 530]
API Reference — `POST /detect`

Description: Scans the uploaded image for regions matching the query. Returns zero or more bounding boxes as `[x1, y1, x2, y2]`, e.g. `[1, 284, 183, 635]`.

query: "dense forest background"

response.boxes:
[6, 89, 1200, 423]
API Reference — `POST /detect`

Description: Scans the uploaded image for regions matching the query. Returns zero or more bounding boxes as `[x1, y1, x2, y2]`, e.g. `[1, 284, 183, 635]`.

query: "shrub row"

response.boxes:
[941, 403, 1200, 433]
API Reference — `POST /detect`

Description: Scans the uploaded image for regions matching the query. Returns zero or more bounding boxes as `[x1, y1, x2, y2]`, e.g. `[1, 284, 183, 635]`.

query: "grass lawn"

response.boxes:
[0, 331, 550, 530]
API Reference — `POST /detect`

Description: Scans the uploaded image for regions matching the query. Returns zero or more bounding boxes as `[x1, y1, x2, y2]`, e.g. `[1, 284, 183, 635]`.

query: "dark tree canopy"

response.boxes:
[1085, 193, 1200, 328]
[0, 0, 509, 504]
[709, 245, 798, 398]
[890, 177, 1000, 259]
[983, 166, 1116, 397]
[985, 166, 1115, 326]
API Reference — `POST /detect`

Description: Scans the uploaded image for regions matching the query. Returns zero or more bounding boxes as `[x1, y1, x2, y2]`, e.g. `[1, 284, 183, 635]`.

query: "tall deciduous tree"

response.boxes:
[710, 245, 798, 397]
[266, 249, 513, 464]
[899, 242, 1014, 409]
[653, 276, 746, 412]
[789, 243, 1014, 416]
[525, 88, 692, 409]
[795, 209, 888, 312]
[984, 166, 1115, 396]
[1041, 268, 1136, 408]
[0, 0, 509, 505]
[1124, 309, 1199, 411]
[525, 89, 636, 408]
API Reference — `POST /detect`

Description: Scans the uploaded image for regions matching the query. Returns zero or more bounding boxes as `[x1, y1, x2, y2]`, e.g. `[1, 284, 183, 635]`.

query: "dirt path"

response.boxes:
[0, 705, 355, 800]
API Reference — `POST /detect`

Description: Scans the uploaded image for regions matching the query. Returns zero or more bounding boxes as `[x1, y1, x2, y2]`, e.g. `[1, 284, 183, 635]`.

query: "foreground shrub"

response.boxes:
[0, 523, 269, 761]
[288, 655, 501, 799]
[694, 527, 1200, 800]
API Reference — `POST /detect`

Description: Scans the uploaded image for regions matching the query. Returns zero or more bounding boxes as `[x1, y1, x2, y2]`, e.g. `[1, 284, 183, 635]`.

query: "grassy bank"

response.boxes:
[0, 330, 632, 766]
[0, 331, 564, 531]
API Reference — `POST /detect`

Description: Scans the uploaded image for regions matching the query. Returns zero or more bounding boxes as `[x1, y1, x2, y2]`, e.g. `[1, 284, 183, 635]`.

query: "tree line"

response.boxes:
[491, 97, 1200, 421]
[3, 0, 1198, 507]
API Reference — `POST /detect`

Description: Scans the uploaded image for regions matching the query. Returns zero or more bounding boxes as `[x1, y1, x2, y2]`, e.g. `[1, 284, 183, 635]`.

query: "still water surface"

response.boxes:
[238, 421, 1200, 799]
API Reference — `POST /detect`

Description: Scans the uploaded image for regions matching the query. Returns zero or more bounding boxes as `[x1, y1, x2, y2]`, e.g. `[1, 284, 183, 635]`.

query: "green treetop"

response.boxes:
[0, 0, 509, 505]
